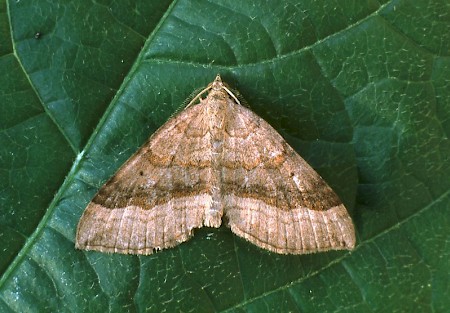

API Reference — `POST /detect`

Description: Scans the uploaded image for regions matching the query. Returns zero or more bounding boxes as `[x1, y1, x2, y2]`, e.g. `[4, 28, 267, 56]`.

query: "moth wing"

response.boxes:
[222, 103, 355, 254]
[76, 102, 215, 254]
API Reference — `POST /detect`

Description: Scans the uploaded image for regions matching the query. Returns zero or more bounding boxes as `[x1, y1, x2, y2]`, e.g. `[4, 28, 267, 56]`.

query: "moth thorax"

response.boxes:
[207, 96, 227, 131]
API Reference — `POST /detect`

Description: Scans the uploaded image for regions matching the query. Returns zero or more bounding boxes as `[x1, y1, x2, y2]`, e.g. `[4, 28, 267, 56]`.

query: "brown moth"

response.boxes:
[76, 75, 355, 255]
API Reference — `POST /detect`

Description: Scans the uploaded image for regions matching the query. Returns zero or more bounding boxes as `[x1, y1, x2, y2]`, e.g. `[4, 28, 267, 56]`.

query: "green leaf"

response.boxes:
[1, 0, 449, 312]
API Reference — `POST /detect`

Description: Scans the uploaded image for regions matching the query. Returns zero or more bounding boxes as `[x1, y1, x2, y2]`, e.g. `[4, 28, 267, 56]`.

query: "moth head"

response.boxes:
[210, 74, 225, 90]
[209, 74, 240, 105]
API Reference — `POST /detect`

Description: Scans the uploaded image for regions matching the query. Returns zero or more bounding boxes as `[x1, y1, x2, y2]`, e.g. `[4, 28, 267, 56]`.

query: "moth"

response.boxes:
[76, 75, 355, 255]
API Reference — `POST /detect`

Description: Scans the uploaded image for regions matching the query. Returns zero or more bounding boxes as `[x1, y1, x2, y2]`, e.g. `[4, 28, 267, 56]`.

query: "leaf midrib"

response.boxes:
[0, 0, 181, 290]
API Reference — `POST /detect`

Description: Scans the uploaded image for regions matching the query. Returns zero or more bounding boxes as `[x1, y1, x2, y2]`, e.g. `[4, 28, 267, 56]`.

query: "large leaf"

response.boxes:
[1, 0, 449, 312]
